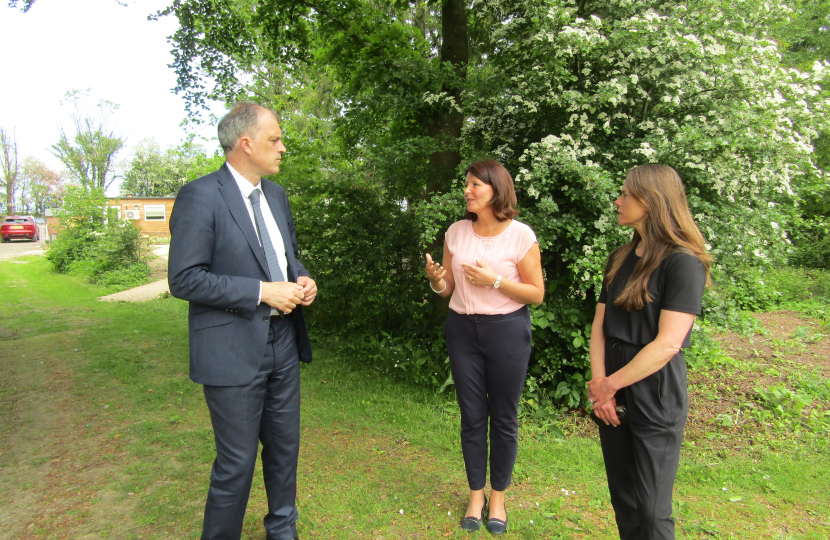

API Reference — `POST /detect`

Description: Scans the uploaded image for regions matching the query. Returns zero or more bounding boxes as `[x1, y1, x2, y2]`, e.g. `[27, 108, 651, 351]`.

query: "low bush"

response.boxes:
[764, 267, 830, 307]
[91, 263, 151, 289]
[46, 187, 148, 287]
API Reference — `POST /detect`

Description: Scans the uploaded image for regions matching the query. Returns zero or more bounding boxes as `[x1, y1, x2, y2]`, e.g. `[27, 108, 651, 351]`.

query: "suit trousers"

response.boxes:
[445, 307, 531, 491]
[201, 315, 301, 540]
[598, 338, 688, 540]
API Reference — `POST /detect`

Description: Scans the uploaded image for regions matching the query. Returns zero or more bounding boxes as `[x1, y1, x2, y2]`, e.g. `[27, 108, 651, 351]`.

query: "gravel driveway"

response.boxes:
[0, 240, 45, 261]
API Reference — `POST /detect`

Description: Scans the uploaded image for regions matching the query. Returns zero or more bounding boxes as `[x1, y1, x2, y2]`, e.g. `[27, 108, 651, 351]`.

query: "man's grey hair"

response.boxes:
[217, 103, 278, 153]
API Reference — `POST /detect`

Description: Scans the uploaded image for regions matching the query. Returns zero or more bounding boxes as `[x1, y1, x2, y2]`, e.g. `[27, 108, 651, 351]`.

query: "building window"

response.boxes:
[144, 204, 167, 221]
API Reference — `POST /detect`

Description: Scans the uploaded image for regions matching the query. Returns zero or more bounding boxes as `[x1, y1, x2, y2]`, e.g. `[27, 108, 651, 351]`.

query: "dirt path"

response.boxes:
[98, 279, 170, 303]
[0, 331, 139, 539]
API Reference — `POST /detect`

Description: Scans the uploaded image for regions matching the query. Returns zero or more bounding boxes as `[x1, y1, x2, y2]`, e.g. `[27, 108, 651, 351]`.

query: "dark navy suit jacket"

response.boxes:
[168, 163, 312, 386]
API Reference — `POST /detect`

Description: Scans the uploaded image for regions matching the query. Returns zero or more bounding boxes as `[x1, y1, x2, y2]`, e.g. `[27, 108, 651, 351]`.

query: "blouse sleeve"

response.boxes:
[660, 252, 706, 315]
[598, 278, 608, 304]
[515, 223, 538, 262]
[444, 221, 459, 255]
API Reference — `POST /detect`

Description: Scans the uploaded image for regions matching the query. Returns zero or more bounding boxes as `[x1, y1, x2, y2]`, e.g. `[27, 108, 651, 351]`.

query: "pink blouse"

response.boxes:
[446, 219, 538, 315]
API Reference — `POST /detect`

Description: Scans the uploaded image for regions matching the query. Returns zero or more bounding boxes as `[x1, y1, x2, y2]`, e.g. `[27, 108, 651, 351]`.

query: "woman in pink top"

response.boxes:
[425, 159, 544, 534]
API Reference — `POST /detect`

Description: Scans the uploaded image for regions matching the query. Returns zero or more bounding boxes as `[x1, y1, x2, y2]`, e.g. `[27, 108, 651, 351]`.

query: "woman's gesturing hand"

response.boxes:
[460, 259, 498, 287]
[425, 253, 447, 283]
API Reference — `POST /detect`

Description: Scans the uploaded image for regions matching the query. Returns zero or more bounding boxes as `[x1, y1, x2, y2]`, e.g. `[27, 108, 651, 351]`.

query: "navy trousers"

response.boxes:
[201, 316, 301, 540]
[445, 306, 532, 491]
[598, 338, 688, 540]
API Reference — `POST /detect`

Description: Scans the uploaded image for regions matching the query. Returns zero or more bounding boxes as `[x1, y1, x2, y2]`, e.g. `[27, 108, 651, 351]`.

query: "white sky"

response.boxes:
[0, 0, 226, 192]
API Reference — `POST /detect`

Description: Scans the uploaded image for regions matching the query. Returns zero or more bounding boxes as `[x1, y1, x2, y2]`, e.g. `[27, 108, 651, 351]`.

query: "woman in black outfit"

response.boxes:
[587, 164, 710, 540]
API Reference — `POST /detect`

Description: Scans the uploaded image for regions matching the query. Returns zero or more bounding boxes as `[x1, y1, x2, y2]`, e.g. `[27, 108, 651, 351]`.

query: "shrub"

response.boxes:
[46, 187, 148, 286]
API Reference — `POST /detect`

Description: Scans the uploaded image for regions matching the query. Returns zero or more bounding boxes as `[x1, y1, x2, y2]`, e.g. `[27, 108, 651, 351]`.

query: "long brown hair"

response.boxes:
[605, 164, 712, 311]
[464, 159, 519, 222]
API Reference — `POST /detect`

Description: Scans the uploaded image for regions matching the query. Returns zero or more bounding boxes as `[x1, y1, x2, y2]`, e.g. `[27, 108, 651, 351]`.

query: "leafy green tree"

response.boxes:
[0, 127, 19, 214]
[776, 0, 830, 69]
[46, 187, 110, 273]
[180, 142, 227, 182]
[52, 90, 125, 192]
[773, 1, 830, 268]
[120, 138, 226, 196]
[121, 139, 169, 197]
[790, 174, 830, 268]
[19, 157, 66, 216]
[158, 0, 470, 196]
[160, 0, 830, 403]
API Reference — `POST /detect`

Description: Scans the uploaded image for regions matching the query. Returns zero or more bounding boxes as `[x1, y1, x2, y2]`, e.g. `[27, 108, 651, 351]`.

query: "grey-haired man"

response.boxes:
[169, 103, 316, 540]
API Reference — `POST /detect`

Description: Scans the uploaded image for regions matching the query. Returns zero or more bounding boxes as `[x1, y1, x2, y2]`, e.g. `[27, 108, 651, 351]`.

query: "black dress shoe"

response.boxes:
[460, 494, 487, 532]
[486, 507, 507, 535]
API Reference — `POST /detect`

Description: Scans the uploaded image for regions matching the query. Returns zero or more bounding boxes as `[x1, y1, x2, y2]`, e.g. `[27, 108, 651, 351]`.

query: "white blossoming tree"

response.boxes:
[419, 0, 830, 404]
[160, 0, 829, 404]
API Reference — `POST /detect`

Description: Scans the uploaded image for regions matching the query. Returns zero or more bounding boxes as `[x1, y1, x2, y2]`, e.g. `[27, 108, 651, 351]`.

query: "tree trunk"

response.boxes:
[423, 1, 468, 312]
[426, 0, 468, 196]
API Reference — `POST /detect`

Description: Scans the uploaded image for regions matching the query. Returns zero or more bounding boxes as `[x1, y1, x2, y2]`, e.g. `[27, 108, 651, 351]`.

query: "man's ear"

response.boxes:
[238, 135, 253, 155]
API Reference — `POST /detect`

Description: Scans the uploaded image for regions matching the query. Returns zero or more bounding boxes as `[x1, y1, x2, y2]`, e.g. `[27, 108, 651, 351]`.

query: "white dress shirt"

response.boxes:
[226, 163, 290, 311]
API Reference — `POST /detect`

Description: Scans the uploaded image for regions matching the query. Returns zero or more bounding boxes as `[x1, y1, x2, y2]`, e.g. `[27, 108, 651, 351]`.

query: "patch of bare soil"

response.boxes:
[0, 332, 140, 540]
[749, 311, 830, 375]
[147, 252, 168, 283]
[681, 311, 829, 452]
[563, 311, 830, 450]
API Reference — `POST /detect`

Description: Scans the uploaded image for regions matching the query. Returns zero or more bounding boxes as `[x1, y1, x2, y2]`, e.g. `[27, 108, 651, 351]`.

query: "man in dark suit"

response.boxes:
[168, 103, 317, 540]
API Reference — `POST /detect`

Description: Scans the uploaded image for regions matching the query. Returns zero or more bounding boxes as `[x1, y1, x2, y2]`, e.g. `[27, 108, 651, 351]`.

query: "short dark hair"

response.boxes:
[464, 159, 519, 222]
[217, 102, 277, 153]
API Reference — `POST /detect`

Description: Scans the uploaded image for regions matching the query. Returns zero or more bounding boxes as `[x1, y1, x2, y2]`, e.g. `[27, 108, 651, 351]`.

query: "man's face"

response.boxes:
[246, 111, 286, 177]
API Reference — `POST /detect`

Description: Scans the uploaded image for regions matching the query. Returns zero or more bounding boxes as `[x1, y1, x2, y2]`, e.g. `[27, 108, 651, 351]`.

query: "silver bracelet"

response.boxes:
[429, 279, 447, 294]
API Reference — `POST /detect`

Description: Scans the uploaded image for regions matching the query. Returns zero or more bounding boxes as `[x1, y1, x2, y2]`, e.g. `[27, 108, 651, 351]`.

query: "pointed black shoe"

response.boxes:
[486, 512, 507, 535]
[460, 494, 487, 532]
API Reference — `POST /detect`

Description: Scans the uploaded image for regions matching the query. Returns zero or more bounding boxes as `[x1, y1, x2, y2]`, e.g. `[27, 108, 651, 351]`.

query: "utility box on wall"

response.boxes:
[106, 196, 176, 239]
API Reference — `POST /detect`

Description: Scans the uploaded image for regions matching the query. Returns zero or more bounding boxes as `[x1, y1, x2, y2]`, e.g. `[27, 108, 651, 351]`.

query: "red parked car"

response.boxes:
[1, 216, 39, 242]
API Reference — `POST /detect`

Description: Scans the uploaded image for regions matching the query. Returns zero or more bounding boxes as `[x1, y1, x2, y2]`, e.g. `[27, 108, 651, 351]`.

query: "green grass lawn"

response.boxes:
[1, 257, 829, 539]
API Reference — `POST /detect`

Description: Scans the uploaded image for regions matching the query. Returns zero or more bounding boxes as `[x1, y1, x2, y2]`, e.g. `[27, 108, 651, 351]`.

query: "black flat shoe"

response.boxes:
[486, 513, 507, 535]
[460, 494, 487, 532]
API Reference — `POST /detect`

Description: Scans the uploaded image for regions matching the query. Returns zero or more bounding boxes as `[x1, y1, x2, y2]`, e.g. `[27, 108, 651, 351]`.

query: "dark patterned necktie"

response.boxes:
[248, 188, 285, 282]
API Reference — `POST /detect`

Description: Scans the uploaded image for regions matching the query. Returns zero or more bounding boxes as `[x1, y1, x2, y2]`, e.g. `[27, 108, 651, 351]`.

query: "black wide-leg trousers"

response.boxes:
[201, 316, 301, 540]
[598, 338, 688, 540]
[445, 306, 532, 491]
